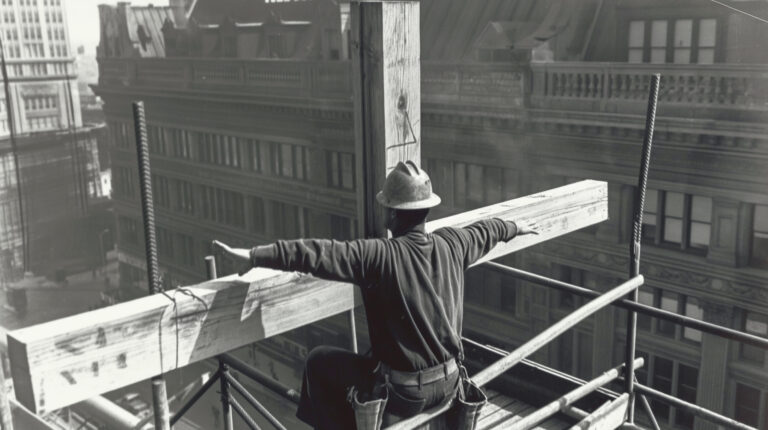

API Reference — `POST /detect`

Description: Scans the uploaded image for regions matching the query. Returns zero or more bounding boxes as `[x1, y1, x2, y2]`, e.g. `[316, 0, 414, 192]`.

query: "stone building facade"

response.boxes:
[0, 0, 106, 277]
[96, 1, 768, 428]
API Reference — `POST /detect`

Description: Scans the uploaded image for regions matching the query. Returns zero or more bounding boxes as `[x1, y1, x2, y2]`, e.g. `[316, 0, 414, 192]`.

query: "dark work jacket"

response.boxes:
[251, 218, 518, 372]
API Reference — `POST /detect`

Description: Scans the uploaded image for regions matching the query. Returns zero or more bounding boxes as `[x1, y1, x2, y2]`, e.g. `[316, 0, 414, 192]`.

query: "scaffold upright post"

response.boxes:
[219, 360, 234, 430]
[205, 255, 233, 430]
[349, 309, 358, 353]
[0, 357, 13, 430]
[206, 255, 217, 280]
[132, 100, 171, 430]
[624, 73, 660, 423]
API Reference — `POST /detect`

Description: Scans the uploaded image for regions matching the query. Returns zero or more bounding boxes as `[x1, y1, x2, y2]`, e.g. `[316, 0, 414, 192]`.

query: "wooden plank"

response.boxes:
[8, 270, 359, 414]
[477, 394, 520, 426]
[569, 394, 629, 430]
[7, 180, 607, 414]
[428, 179, 607, 268]
[352, 0, 421, 238]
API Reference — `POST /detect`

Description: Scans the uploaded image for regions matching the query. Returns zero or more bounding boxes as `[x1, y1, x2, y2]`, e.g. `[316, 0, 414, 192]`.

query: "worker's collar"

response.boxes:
[391, 223, 426, 238]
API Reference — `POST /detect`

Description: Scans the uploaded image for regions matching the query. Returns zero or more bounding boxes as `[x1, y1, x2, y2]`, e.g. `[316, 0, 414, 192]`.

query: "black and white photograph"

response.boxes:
[0, 0, 765, 429]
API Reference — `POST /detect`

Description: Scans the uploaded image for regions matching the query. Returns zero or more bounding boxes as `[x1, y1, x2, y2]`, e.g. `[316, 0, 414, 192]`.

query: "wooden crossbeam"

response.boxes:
[7, 180, 606, 414]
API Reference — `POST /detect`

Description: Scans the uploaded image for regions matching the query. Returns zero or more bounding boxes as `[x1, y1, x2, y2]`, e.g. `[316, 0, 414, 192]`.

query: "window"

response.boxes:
[174, 180, 194, 215]
[152, 175, 170, 208]
[200, 186, 245, 228]
[553, 265, 588, 310]
[637, 288, 701, 344]
[663, 191, 684, 244]
[657, 291, 679, 337]
[248, 139, 263, 172]
[643, 189, 711, 252]
[330, 215, 351, 240]
[741, 310, 767, 365]
[113, 166, 136, 198]
[267, 34, 285, 58]
[650, 20, 667, 63]
[272, 201, 301, 239]
[734, 383, 760, 428]
[626, 18, 718, 64]
[682, 296, 703, 342]
[170, 129, 192, 160]
[698, 19, 716, 64]
[675, 364, 698, 429]
[273, 143, 308, 181]
[638, 288, 654, 331]
[556, 330, 592, 380]
[177, 233, 196, 267]
[328, 151, 354, 190]
[118, 216, 139, 246]
[642, 190, 658, 240]
[576, 332, 593, 380]
[628, 21, 644, 63]
[250, 197, 265, 234]
[198, 133, 242, 168]
[157, 227, 174, 259]
[752, 205, 768, 269]
[651, 356, 673, 420]
[673, 19, 693, 64]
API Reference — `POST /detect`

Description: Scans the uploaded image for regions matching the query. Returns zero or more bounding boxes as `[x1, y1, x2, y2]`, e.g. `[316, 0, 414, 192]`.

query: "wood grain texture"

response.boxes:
[427, 180, 608, 268]
[352, 1, 421, 238]
[8, 270, 359, 414]
[7, 180, 607, 414]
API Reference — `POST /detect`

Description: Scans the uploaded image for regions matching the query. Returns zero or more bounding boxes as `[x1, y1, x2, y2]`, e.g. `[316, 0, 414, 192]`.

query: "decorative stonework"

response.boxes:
[535, 241, 768, 305]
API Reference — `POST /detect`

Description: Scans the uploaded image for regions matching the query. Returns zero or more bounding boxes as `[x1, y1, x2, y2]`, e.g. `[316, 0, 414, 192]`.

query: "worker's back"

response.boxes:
[251, 218, 518, 372]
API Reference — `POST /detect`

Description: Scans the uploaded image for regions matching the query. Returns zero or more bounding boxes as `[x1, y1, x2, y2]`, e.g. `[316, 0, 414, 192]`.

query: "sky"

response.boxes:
[66, 0, 170, 56]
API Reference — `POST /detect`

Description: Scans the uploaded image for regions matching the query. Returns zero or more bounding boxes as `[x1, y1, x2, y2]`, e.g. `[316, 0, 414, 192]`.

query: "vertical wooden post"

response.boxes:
[350, 0, 421, 355]
[351, 0, 421, 239]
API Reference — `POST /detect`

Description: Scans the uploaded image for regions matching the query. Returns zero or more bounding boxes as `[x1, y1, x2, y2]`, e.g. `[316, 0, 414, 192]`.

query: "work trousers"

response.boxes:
[296, 346, 459, 430]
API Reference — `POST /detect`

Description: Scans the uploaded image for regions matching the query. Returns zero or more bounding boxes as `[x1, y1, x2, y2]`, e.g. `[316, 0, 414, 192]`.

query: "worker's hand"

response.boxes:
[516, 221, 540, 236]
[212, 240, 252, 276]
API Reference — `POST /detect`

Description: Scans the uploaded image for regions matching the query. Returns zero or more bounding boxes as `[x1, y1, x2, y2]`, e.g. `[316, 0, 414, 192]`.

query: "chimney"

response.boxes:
[169, 0, 188, 27]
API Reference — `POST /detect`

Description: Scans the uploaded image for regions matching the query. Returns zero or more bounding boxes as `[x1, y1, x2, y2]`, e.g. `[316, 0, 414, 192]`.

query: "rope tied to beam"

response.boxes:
[156, 282, 210, 374]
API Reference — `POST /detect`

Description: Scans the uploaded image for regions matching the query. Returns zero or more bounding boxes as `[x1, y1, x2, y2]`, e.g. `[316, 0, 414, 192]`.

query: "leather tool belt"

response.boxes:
[378, 358, 458, 387]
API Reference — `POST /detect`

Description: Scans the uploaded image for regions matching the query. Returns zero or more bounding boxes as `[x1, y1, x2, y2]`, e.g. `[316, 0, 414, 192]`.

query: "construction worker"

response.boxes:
[214, 161, 537, 429]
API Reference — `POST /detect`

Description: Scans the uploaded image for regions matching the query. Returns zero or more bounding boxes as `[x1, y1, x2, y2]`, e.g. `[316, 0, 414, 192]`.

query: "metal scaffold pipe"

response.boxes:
[624, 73, 660, 423]
[132, 101, 171, 430]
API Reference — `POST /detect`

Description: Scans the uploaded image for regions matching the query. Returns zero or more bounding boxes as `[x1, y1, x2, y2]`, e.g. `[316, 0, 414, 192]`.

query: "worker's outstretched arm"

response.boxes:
[440, 218, 538, 268]
[213, 238, 385, 284]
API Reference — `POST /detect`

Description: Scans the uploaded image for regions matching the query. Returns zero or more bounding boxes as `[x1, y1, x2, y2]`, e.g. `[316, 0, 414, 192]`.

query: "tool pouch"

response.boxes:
[447, 366, 487, 430]
[347, 385, 388, 430]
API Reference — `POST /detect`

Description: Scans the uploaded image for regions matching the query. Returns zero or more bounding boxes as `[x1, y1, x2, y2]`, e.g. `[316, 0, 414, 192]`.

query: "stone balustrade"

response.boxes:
[98, 57, 768, 119]
[529, 62, 768, 120]
[98, 58, 526, 106]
